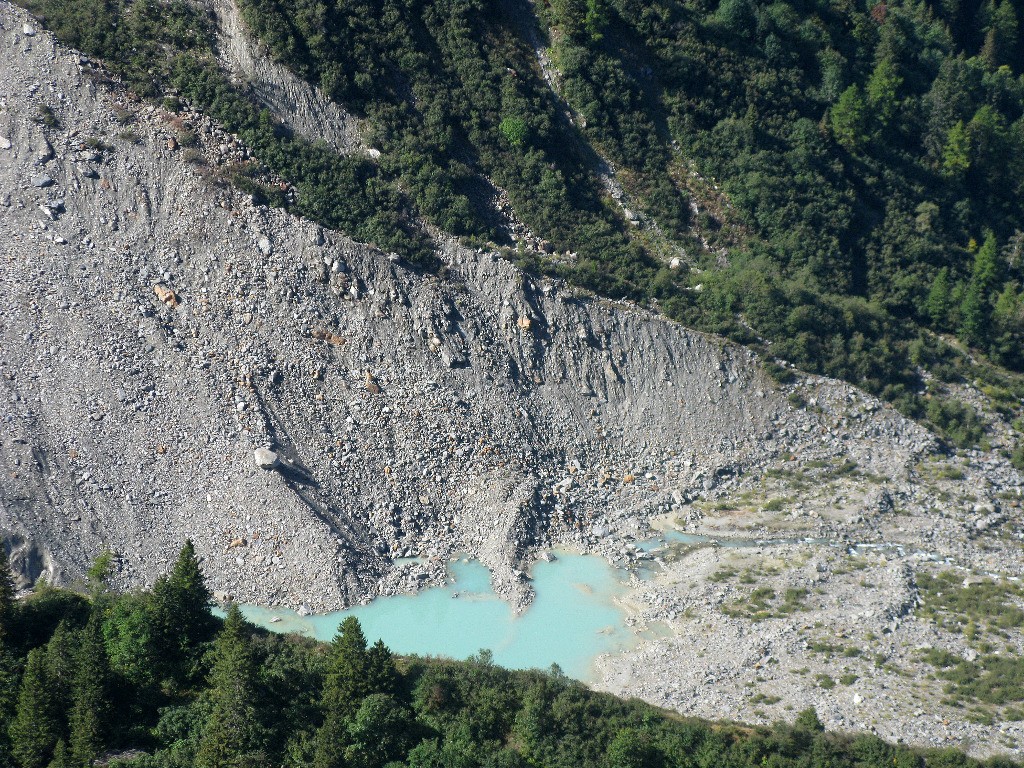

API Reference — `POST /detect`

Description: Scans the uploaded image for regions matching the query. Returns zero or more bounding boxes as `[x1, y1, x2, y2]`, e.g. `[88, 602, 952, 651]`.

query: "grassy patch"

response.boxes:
[916, 570, 1024, 636]
[723, 586, 808, 621]
[935, 655, 1024, 707]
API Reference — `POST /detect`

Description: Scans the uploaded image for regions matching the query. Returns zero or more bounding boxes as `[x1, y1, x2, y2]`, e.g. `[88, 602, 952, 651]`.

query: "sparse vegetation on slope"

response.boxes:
[19, 0, 435, 263]
[234, 0, 688, 303]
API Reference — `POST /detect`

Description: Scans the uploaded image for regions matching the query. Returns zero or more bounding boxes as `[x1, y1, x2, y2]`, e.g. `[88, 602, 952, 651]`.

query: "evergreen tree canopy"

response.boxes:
[152, 540, 215, 681]
[69, 614, 112, 767]
[195, 604, 267, 768]
[44, 620, 78, 721]
[0, 563, 1016, 768]
[48, 739, 73, 768]
[0, 546, 16, 646]
[10, 648, 59, 768]
[343, 693, 418, 768]
[0, 639, 19, 768]
[321, 616, 373, 720]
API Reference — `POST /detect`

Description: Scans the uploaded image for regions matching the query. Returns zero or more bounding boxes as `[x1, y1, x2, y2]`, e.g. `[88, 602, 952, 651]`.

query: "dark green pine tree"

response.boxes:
[959, 279, 987, 344]
[322, 618, 375, 717]
[926, 267, 952, 328]
[69, 614, 111, 767]
[972, 232, 1004, 292]
[152, 540, 215, 681]
[313, 617, 372, 768]
[981, 0, 1020, 69]
[0, 639, 19, 768]
[865, 58, 902, 131]
[0, 581, 14, 768]
[0, 546, 15, 640]
[830, 85, 868, 149]
[195, 604, 267, 768]
[990, 283, 1024, 368]
[960, 232, 1003, 344]
[44, 621, 78, 727]
[365, 640, 397, 698]
[47, 739, 73, 768]
[10, 648, 59, 768]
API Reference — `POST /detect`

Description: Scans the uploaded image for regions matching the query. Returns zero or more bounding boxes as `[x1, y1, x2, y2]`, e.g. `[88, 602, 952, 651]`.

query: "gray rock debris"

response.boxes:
[254, 447, 280, 470]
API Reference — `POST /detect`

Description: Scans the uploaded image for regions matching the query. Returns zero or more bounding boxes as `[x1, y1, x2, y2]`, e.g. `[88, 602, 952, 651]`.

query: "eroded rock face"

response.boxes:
[209, 0, 365, 155]
[2, 534, 56, 590]
[0, 1, 944, 611]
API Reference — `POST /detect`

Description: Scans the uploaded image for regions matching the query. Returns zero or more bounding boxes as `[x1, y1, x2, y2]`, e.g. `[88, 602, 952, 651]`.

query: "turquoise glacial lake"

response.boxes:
[240, 552, 638, 682]
[239, 531, 879, 681]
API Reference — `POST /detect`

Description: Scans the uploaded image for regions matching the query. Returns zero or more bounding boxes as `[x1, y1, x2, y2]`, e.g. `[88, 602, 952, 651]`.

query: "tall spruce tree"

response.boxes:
[10, 648, 59, 768]
[365, 640, 397, 698]
[44, 621, 78, 729]
[926, 267, 952, 328]
[47, 740, 73, 768]
[69, 614, 111, 767]
[151, 540, 214, 681]
[0, 639, 18, 768]
[313, 617, 372, 768]
[0, 546, 15, 640]
[321, 618, 372, 718]
[960, 279, 987, 344]
[942, 121, 971, 178]
[990, 283, 1024, 367]
[195, 604, 266, 768]
[866, 58, 902, 130]
[961, 232, 1003, 344]
[831, 85, 868, 149]
[982, 0, 1020, 68]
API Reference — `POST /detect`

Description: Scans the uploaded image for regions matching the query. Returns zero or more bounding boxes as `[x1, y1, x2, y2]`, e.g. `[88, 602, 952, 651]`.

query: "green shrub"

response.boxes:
[35, 104, 60, 128]
[926, 398, 986, 449]
[1011, 443, 1024, 471]
[498, 117, 528, 147]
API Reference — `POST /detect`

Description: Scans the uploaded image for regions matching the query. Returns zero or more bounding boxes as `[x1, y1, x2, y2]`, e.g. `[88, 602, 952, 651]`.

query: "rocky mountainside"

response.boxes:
[8, 1, 1024, 754]
[0, 0, 967, 609]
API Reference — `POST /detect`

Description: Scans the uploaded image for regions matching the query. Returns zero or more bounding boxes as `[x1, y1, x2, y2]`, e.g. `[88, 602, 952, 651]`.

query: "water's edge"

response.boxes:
[234, 531, 954, 682]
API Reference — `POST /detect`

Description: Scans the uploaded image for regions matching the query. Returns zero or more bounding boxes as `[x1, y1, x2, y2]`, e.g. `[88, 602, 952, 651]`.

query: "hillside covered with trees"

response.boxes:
[233, 0, 1024, 440]
[15, 0, 1024, 448]
[1, 544, 1021, 768]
